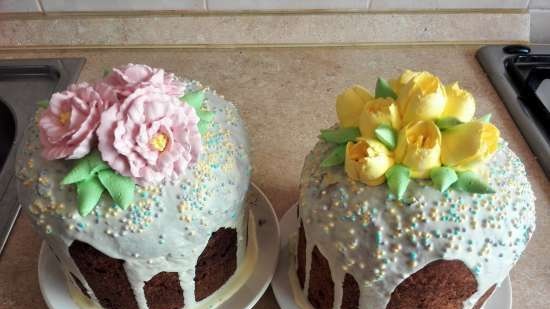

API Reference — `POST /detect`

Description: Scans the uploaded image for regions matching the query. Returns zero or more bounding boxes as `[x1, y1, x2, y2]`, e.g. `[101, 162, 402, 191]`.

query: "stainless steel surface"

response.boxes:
[0, 58, 85, 255]
[536, 79, 550, 111]
[477, 45, 550, 177]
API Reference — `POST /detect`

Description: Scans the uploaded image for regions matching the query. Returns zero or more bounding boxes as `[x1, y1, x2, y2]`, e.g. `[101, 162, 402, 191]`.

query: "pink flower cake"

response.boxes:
[16, 64, 252, 309]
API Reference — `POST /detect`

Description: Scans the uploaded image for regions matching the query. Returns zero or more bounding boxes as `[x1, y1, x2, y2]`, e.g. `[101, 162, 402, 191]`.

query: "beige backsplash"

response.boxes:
[0, 12, 529, 48]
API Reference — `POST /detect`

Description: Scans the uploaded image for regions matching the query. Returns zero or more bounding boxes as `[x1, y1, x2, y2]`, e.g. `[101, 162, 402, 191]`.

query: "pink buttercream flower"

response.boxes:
[105, 63, 187, 99]
[39, 82, 117, 160]
[97, 87, 201, 185]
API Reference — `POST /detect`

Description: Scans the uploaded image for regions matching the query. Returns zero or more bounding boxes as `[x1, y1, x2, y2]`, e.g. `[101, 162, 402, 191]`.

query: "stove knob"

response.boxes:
[503, 44, 531, 54]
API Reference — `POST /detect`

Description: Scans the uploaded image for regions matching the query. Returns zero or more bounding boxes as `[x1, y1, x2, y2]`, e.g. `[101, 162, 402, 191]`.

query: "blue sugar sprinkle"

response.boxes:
[375, 231, 382, 244]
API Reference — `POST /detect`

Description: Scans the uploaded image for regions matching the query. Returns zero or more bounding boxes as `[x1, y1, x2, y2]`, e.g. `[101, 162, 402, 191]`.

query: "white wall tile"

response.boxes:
[207, 0, 368, 11]
[0, 0, 41, 12]
[370, 0, 528, 10]
[530, 0, 550, 9]
[40, 0, 205, 12]
[531, 9, 550, 42]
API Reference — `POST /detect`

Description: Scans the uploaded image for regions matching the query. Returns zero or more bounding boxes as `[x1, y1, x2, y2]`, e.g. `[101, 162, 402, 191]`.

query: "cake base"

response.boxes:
[39, 183, 280, 309]
[272, 204, 512, 309]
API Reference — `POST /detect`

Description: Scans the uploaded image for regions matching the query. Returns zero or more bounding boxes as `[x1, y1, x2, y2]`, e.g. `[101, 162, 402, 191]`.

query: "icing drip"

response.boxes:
[65, 211, 259, 309]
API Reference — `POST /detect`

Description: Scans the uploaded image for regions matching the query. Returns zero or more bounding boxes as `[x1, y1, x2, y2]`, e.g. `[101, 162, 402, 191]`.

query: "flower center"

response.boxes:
[59, 111, 71, 126]
[150, 133, 168, 152]
[410, 134, 434, 148]
[407, 122, 438, 149]
[366, 100, 389, 114]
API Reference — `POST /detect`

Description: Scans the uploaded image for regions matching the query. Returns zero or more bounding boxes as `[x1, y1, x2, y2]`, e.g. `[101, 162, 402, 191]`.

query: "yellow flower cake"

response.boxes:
[294, 70, 536, 309]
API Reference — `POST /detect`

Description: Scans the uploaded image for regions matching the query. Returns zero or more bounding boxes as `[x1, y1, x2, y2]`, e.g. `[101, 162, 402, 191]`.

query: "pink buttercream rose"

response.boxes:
[105, 63, 187, 99]
[97, 87, 201, 185]
[39, 82, 117, 160]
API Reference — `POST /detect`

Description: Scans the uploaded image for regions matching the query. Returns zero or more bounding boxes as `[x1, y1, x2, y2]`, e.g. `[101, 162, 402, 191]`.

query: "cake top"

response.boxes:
[16, 64, 251, 259]
[32, 64, 212, 216]
[300, 135, 535, 309]
[320, 70, 501, 200]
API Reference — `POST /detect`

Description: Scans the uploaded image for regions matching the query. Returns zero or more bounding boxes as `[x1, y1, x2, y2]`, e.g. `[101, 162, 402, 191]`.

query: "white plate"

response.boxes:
[272, 204, 512, 309]
[38, 182, 280, 309]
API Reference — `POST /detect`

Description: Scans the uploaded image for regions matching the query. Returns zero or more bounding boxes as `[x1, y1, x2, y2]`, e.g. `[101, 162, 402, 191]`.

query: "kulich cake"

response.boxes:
[16, 64, 251, 309]
[294, 70, 536, 309]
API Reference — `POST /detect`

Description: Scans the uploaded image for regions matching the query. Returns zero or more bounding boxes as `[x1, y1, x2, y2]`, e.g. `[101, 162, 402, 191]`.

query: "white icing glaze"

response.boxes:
[287, 234, 315, 309]
[16, 80, 251, 309]
[297, 138, 536, 309]
[65, 211, 259, 309]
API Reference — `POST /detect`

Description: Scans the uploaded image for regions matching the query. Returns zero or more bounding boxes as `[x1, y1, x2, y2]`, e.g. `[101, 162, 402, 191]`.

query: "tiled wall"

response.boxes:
[1, 0, 543, 13]
[39, 0, 206, 12]
[0, 0, 41, 12]
[368, 0, 529, 10]
[1, 0, 540, 13]
[1, 0, 548, 43]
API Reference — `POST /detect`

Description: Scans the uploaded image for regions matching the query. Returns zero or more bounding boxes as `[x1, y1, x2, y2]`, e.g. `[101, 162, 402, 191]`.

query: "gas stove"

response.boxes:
[477, 45, 550, 178]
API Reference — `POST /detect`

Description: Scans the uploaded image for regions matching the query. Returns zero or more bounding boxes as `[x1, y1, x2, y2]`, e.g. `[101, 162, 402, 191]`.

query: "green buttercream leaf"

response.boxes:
[385, 164, 411, 200]
[87, 151, 110, 174]
[62, 159, 92, 185]
[196, 110, 215, 123]
[435, 117, 463, 130]
[320, 144, 346, 168]
[62, 151, 129, 216]
[103, 68, 111, 77]
[98, 169, 135, 209]
[479, 113, 492, 123]
[181, 90, 205, 110]
[453, 171, 495, 194]
[198, 120, 210, 134]
[430, 166, 458, 192]
[61, 151, 109, 185]
[374, 124, 397, 150]
[37, 100, 49, 108]
[77, 177, 104, 216]
[375, 77, 398, 100]
[319, 127, 360, 144]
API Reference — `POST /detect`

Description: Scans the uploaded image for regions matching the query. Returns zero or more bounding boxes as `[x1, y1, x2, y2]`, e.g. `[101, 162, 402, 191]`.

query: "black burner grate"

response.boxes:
[477, 45, 550, 178]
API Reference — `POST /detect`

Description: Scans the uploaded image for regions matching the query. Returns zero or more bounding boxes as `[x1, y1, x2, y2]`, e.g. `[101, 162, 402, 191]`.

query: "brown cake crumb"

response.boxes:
[386, 259, 477, 309]
[194, 227, 237, 301]
[69, 240, 138, 309]
[308, 246, 334, 309]
[473, 284, 497, 309]
[144, 272, 184, 309]
[341, 273, 359, 309]
[297, 220, 307, 289]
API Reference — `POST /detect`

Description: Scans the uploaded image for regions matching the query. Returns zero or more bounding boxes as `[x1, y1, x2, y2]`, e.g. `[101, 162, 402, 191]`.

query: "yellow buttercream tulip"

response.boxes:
[442, 82, 476, 122]
[441, 121, 500, 171]
[336, 85, 373, 127]
[345, 138, 394, 186]
[396, 72, 446, 126]
[389, 69, 421, 93]
[358, 98, 401, 138]
[395, 120, 442, 179]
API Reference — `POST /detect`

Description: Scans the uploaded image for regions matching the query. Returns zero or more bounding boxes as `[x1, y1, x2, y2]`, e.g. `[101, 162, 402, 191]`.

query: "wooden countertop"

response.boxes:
[0, 45, 548, 309]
